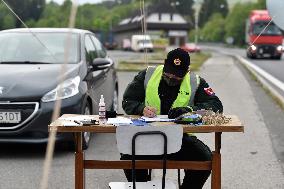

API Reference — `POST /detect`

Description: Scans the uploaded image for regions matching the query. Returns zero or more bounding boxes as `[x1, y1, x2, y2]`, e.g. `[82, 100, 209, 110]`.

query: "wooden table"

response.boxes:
[49, 114, 244, 189]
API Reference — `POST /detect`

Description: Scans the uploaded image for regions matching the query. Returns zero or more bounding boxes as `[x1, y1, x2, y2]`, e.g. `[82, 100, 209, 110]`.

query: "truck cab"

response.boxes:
[246, 10, 283, 59]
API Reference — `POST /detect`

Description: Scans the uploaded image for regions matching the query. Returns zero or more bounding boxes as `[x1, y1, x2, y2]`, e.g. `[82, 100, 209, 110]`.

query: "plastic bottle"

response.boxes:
[99, 95, 106, 125]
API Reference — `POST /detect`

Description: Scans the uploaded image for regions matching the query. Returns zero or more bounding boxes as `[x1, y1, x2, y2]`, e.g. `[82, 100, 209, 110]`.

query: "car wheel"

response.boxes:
[82, 102, 92, 150]
[63, 102, 91, 151]
[248, 53, 256, 59]
[246, 51, 252, 59]
[111, 88, 118, 112]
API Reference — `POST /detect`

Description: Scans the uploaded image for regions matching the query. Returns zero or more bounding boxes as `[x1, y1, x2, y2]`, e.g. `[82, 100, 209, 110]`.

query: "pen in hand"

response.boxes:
[143, 106, 157, 118]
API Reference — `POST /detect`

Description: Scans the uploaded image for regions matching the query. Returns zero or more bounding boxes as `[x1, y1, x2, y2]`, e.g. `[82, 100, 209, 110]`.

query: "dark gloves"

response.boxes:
[168, 106, 193, 119]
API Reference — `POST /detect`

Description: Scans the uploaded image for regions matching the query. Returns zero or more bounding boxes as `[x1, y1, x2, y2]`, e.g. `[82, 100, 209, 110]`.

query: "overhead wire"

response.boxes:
[1, 0, 78, 188]
[139, 0, 144, 35]
[139, 0, 148, 66]
[246, 2, 284, 52]
[1, 0, 29, 29]
[247, 16, 275, 52]
[0, 0, 58, 62]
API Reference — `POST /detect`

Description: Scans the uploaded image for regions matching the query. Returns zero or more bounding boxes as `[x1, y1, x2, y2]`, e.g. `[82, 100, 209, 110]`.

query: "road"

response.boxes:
[0, 50, 284, 188]
[200, 44, 284, 183]
[202, 44, 284, 98]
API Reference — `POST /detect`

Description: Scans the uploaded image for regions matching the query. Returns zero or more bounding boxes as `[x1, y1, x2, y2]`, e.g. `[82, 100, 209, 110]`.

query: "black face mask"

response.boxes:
[162, 75, 182, 86]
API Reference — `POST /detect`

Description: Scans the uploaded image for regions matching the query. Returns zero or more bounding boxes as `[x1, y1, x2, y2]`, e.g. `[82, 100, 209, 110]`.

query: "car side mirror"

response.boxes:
[92, 58, 111, 70]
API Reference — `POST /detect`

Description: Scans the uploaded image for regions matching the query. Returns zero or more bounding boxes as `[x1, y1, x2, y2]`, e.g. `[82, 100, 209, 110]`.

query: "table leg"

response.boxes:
[211, 132, 221, 189]
[75, 132, 84, 189]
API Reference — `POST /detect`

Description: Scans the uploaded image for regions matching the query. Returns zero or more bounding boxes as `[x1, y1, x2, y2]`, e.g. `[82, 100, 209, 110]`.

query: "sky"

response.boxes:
[46, 0, 104, 5]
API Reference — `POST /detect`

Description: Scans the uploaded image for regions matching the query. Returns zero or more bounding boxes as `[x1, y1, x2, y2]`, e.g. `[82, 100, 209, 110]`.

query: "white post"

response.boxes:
[194, 0, 203, 45]
[195, 8, 199, 45]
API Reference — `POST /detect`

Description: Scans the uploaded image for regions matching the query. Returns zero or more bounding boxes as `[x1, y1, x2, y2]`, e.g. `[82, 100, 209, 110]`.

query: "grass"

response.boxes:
[190, 52, 211, 71]
[116, 52, 211, 72]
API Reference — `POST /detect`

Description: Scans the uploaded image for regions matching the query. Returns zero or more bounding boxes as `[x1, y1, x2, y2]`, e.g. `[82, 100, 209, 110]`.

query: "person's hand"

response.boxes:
[168, 107, 192, 119]
[143, 106, 157, 118]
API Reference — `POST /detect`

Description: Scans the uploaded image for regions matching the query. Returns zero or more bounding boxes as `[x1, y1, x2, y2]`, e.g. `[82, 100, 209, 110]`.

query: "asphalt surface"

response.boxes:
[201, 44, 284, 80]
[240, 60, 284, 172]
[200, 45, 284, 175]
[202, 44, 284, 99]
[0, 50, 284, 188]
[195, 52, 284, 188]
[250, 59, 284, 82]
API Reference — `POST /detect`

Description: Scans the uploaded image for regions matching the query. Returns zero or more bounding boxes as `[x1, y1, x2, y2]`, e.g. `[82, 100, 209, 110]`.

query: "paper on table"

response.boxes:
[59, 115, 94, 122]
[62, 121, 82, 127]
[107, 116, 133, 126]
[141, 115, 175, 122]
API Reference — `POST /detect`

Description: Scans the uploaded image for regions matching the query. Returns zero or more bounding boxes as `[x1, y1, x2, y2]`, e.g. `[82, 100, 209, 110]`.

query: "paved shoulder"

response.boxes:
[197, 52, 284, 188]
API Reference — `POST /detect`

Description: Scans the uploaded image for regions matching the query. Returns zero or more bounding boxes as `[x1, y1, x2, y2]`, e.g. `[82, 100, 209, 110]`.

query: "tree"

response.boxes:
[147, 0, 195, 24]
[115, 0, 132, 4]
[224, 0, 269, 46]
[256, 0, 266, 9]
[198, 0, 228, 27]
[35, 1, 61, 27]
[172, 0, 194, 16]
[3, 0, 45, 27]
[2, 14, 16, 29]
[224, 2, 255, 46]
[0, 4, 16, 30]
[169, 0, 195, 24]
[201, 13, 225, 42]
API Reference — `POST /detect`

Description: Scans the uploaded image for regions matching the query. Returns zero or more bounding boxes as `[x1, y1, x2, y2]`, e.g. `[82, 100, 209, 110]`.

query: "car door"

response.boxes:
[84, 34, 106, 114]
[90, 35, 115, 110]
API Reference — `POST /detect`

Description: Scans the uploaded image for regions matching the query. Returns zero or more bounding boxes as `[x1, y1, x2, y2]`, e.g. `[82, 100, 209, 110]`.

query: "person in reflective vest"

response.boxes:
[122, 48, 223, 189]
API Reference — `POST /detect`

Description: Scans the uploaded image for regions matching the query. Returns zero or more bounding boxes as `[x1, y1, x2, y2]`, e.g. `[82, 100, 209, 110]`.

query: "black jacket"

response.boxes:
[122, 69, 223, 115]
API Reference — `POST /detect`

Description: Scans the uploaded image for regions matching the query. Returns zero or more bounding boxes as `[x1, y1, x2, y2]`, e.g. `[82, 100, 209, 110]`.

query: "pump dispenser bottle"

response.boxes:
[99, 95, 106, 125]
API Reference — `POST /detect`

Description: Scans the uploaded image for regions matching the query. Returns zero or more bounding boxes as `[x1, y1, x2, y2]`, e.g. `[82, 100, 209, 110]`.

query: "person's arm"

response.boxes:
[192, 77, 223, 113]
[122, 69, 147, 115]
[168, 76, 223, 118]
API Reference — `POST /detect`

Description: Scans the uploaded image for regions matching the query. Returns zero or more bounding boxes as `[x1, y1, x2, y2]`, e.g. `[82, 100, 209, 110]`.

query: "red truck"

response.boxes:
[246, 10, 283, 59]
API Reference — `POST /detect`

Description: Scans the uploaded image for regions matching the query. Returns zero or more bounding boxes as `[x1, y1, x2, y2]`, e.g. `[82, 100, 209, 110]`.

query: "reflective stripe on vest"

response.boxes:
[144, 65, 200, 114]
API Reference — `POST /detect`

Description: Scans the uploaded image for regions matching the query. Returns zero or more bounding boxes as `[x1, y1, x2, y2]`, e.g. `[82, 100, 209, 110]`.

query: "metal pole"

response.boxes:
[195, 9, 198, 45]
[194, 0, 203, 45]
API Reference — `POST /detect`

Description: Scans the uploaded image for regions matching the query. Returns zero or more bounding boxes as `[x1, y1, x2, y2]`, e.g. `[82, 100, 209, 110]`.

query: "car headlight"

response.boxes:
[250, 45, 257, 51]
[41, 76, 80, 102]
[276, 45, 283, 52]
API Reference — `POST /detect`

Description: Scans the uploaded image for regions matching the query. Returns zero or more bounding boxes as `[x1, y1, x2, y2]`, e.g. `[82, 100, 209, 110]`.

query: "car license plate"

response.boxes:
[0, 112, 21, 123]
[263, 53, 270, 58]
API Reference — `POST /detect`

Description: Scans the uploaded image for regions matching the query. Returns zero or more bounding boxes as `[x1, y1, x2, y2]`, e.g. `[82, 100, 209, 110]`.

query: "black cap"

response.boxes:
[163, 48, 190, 78]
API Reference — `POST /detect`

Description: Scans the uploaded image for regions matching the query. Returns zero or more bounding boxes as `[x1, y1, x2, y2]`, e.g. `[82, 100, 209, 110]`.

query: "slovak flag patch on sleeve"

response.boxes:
[204, 87, 215, 96]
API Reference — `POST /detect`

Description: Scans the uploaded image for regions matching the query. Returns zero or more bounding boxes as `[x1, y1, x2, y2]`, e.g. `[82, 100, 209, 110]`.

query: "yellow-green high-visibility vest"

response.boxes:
[144, 65, 200, 115]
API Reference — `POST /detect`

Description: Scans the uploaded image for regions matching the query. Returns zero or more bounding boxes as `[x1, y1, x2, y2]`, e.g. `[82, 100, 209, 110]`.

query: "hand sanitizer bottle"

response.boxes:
[99, 95, 106, 125]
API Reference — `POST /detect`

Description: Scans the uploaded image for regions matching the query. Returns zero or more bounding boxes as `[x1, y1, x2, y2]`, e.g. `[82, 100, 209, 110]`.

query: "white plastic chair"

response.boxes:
[109, 125, 183, 189]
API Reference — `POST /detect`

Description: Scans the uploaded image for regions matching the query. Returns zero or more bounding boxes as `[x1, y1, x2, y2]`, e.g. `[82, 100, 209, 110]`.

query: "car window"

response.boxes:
[0, 32, 79, 64]
[90, 35, 107, 58]
[85, 35, 98, 63]
[253, 22, 282, 35]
